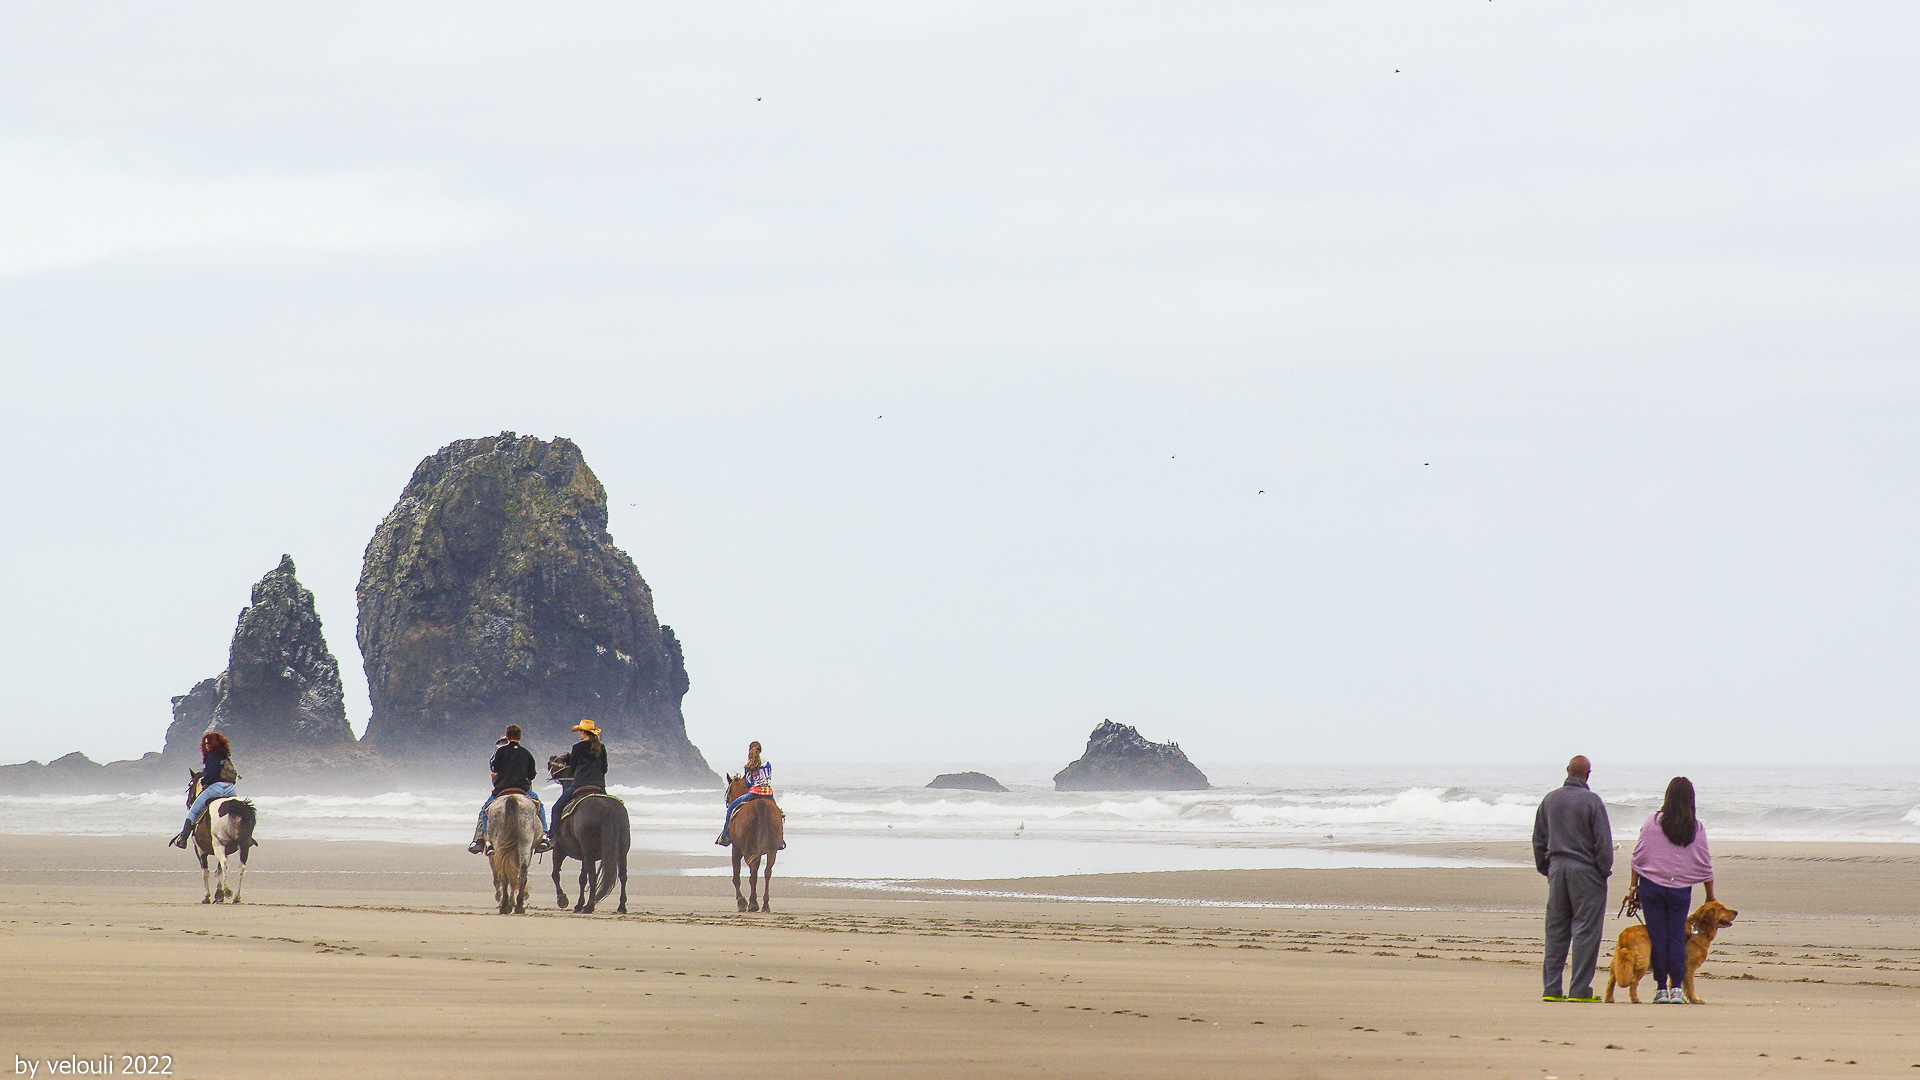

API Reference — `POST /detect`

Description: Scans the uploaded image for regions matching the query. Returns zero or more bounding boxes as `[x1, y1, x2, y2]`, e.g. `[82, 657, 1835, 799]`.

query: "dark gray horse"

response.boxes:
[547, 755, 629, 914]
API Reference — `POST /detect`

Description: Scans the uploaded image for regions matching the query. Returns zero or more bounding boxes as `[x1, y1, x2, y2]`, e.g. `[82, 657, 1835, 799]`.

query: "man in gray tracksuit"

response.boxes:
[1533, 755, 1613, 1001]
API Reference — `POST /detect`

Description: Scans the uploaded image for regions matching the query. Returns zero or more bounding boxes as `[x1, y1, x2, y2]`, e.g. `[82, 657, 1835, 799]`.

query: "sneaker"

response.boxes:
[1564, 994, 1601, 1003]
[1653, 988, 1671, 1004]
[467, 838, 486, 854]
[533, 835, 552, 854]
[1541, 994, 1565, 1002]
[1672, 989, 1692, 1004]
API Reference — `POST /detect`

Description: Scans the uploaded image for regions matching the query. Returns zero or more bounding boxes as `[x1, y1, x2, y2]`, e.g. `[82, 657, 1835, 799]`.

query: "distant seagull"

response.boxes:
[757, 97, 762, 101]
[877, 415, 883, 419]
[1258, 490, 1264, 494]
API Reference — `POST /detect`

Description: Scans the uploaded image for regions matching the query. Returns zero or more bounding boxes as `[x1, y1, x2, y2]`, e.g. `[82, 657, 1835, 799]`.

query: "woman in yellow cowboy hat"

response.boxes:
[547, 719, 608, 837]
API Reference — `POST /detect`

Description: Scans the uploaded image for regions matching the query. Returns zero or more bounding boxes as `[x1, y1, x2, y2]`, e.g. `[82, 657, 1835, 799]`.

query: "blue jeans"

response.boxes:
[1640, 880, 1692, 989]
[719, 792, 766, 843]
[183, 782, 236, 833]
[478, 791, 547, 834]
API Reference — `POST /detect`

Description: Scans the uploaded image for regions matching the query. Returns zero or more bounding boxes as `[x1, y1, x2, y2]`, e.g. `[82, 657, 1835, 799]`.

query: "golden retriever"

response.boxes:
[1605, 899, 1738, 1003]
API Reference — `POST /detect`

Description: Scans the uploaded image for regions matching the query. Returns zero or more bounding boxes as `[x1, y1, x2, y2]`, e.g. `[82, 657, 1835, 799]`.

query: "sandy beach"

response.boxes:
[5, 836, 1918, 1078]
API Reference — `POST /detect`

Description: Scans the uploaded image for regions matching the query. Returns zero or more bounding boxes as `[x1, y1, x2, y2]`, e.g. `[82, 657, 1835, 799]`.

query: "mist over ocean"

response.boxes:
[5, 762, 1913, 881]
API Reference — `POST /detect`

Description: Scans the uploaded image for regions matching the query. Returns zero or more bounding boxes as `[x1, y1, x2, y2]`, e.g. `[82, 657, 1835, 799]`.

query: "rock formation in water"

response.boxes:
[356, 433, 713, 781]
[926, 771, 1008, 792]
[160, 555, 374, 777]
[1052, 720, 1210, 791]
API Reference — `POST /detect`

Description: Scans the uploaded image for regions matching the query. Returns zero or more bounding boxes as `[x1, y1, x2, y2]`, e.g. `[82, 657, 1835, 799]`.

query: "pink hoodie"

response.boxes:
[1632, 811, 1713, 889]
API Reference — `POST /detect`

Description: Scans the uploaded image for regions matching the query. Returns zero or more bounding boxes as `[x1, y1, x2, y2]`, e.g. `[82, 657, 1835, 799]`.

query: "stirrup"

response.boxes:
[533, 835, 552, 853]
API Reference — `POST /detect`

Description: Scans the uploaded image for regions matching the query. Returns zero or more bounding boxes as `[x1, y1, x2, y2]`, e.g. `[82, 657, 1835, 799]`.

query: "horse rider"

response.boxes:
[469, 724, 550, 855]
[716, 740, 781, 846]
[547, 719, 608, 840]
[170, 731, 238, 848]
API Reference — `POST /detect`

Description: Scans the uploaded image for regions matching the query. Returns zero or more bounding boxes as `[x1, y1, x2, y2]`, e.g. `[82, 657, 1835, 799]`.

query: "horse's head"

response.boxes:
[547, 754, 573, 781]
[186, 770, 203, 804]
[725, 774, 748, 801]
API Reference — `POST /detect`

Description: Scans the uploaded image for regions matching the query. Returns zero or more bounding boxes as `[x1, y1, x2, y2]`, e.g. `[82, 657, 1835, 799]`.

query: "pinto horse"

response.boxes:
[185, 771, 258, 904]
[723, 774, 783, 913]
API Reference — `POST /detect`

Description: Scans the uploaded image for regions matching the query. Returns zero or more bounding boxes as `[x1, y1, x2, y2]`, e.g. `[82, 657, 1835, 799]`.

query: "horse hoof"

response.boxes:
[737, 901, 749, 912]
[201, 898, 211, 904]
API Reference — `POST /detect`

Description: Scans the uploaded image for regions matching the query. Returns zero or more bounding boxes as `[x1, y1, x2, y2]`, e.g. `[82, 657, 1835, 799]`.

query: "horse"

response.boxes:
[546, 754, 629, 914]
[184, 770, 258, 904]
[723, 774, 783, 913]
[484, 792, 541, 915]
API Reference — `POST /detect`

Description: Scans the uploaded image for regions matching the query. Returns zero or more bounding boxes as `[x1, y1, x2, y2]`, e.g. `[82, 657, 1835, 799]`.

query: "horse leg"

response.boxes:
[575, 858, 592, 913]
[762, 851, 774, 913]
[732, 849, 747, 911]
[212, 847, 228, 903]
[553, 852, 569, 909]
[200, 852, 212, 904]
[749, 855, 762, 913]
[232, 847, 246, 904]
[616, 846, 628, 915]
[514, 848, 529, 915]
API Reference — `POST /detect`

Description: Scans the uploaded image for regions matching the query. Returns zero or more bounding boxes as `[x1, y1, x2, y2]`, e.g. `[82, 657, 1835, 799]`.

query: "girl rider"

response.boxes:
[170, 731, 237, 848]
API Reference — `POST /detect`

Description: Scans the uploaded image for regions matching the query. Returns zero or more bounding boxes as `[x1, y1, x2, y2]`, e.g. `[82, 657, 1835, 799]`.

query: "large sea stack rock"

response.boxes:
[356, 433, 713, 782]
[161, 555, 370, 774]
[1053, 721, 1210, 791]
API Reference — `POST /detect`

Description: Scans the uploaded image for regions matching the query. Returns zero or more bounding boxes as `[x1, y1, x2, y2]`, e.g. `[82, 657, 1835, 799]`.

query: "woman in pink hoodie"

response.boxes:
[1627, 776, 1716, 1004]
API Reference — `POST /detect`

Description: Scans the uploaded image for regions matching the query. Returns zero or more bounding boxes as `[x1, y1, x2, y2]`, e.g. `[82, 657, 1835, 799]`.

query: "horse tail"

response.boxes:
[589, 805, 630, 905]
[224, 799, 259, 851]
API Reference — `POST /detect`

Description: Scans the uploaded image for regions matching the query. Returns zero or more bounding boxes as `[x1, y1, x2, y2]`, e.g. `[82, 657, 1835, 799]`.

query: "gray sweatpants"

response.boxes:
[1542, 858, 1607, 998]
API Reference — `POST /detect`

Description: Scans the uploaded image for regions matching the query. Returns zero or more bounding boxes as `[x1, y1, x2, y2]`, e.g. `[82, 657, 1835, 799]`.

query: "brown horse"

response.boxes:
[723, 774, 783, 913]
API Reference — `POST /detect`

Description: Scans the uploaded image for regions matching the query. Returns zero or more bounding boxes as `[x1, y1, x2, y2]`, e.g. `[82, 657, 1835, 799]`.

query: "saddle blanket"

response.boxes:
[558, 789, 624, 826]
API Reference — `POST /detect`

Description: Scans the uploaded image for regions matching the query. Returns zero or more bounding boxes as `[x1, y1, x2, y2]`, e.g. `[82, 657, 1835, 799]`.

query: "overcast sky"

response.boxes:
[4, 3, 1918, 769]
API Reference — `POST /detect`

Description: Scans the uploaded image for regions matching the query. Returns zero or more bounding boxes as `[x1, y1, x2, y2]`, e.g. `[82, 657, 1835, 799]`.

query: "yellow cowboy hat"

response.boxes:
[571, 719, 602, 737]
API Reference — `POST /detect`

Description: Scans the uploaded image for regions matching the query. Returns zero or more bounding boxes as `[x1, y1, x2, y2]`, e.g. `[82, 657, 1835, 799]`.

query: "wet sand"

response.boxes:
[4, 835, 1917, 1078]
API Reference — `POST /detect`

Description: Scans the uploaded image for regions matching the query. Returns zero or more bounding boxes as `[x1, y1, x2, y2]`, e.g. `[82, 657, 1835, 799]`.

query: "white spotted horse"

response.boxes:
[185, 770, 258, 903]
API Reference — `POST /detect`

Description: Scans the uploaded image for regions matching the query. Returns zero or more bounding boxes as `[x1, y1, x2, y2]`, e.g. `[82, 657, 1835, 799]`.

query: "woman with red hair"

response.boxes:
[170, 731, 238, 848]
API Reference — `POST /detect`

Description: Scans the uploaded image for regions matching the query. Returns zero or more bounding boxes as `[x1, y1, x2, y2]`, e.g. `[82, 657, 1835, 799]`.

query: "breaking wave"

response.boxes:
[2, 763, 1915, 849]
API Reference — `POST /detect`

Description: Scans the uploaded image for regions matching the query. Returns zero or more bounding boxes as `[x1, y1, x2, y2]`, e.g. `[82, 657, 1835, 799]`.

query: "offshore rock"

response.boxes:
[1053, 720, 1210, 791]
[161, 555, 377, 779]
[926, 771, 1008, 792]
[356, 433, 713, 782]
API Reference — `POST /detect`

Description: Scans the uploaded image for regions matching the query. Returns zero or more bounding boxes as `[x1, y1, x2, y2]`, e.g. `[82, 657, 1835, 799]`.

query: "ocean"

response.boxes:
[5, 762, 1913, 880]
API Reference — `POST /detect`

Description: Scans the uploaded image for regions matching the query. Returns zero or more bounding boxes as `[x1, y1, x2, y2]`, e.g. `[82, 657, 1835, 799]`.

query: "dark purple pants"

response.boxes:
[1639, 880, 1692, 989]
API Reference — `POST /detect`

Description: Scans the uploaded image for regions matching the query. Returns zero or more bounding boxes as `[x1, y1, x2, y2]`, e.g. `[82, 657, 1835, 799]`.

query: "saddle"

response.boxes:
[493, 787, 530, 799]
[557, 787, 622, 827]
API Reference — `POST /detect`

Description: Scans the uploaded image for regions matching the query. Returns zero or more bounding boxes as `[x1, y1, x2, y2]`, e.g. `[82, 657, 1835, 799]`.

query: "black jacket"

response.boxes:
[566, 739, 608, 788]
[489, 741, 538, 793]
